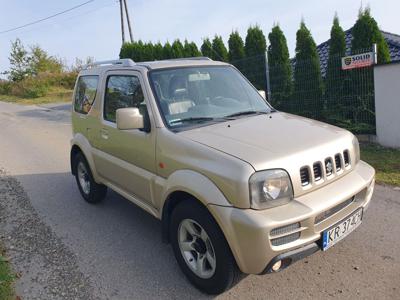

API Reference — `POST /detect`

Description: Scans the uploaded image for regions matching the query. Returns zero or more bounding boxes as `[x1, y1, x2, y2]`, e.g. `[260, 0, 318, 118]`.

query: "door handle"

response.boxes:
[100, 128, 109, 140]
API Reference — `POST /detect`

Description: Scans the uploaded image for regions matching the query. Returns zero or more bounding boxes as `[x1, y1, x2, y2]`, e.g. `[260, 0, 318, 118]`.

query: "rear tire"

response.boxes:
[170, 200, 240, 294]
[74, 152, 107, 203]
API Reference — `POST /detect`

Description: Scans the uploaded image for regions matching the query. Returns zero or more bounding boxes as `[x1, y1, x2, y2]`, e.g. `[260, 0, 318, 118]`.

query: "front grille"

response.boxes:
[343, 150, 350, 167]
[335, 154, 342, 171]
[300, 167, 310, 186]
[315, 197, 354, 224]
[271, 232, 300, 246]
[300, 149, 351, 188]
[270, 222, 300, 237]
[313, 162, 322, 181]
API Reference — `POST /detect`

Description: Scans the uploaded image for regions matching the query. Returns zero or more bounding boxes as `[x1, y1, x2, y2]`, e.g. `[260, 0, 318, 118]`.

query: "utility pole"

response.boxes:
[123, 0, 133, 42]
[119, 0, 125, 44]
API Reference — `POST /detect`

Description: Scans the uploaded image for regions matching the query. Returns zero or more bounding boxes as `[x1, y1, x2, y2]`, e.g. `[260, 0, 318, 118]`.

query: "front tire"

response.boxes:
[74, 152, 107, 203]
[170, 200, 240, 294]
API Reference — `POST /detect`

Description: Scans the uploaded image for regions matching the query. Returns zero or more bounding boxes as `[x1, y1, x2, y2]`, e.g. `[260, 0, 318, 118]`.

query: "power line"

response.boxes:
[0, 1, 117, 38]
[0, 0, 95, 34]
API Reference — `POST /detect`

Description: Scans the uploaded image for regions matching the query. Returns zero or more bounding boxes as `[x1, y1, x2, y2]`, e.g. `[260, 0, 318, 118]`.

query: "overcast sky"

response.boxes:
[0, 0, 399, 72]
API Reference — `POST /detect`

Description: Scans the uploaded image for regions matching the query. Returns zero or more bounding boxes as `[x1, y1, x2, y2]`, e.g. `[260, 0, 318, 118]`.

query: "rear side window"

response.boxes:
[74, 75, 99, 114]
[104, 75, 145, 123]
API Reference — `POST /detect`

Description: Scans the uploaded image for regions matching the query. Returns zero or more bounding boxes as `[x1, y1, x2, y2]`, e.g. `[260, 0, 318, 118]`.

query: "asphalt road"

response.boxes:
[0, 101, 399, 299]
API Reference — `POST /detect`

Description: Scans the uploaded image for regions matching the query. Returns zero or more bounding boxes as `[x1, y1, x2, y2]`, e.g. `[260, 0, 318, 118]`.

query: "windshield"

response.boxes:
[149, 66, 272, 130]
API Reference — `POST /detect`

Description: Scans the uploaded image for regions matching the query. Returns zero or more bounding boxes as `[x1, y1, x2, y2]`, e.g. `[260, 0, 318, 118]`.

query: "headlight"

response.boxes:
[352, 136, 360, 164]
[249, 169, 294, 210]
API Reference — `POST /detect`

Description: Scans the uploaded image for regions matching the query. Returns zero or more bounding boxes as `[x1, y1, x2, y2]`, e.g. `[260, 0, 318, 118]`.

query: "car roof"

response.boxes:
[136, 58, 228, 70]
[78, 58, 230, 76]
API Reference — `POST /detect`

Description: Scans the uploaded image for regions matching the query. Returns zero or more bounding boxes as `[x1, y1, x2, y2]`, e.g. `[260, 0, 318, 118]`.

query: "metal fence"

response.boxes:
[231, 47, 376, 134]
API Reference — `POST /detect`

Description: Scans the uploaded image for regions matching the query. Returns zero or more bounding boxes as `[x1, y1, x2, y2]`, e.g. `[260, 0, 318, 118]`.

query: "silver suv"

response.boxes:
[70, 58, 375, 294]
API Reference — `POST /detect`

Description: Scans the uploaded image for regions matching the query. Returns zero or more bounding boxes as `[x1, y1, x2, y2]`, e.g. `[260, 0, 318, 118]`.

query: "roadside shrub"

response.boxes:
[10, 77, 49, 98]
[0, 81, 12, 95]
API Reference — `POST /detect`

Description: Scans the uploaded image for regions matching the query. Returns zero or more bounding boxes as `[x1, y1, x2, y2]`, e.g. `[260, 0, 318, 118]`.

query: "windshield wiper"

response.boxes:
[169, 117, 216, 125]
[224, 110, 269, 118]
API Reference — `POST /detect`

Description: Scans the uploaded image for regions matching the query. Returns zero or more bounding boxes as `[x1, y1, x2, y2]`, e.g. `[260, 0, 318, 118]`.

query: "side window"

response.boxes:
[74, 75, 98, 114]
[104, 75, 146, 123]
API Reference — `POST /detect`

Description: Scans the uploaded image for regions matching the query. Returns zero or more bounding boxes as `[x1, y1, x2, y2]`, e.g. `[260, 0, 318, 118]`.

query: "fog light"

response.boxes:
[272, 260, 282, 272]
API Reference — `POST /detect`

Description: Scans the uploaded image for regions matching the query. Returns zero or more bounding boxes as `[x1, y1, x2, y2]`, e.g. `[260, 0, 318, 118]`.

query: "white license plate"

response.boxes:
[322, 208, 363, 251]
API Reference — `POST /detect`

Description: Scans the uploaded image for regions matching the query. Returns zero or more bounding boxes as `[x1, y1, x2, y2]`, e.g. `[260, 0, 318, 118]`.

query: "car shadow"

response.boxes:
[15, 106, 71, 123]
[12, 172, 213, 299]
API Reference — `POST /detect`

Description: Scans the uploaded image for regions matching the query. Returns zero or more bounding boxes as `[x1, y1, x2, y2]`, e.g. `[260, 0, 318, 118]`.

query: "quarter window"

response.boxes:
[104, 75, 146, 123]
[74, 75, 98, 114]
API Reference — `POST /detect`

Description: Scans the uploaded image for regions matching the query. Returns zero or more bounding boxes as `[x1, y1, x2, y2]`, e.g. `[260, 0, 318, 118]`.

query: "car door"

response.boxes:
[93, 70, 157, 206]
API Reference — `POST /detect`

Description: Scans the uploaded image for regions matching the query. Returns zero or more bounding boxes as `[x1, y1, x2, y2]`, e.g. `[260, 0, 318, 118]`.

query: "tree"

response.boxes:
[171, 39, 184, 58]
[183, 40, 201, 57]
[244, 26, 267, 89]
[153, 42, 164, 60]
[29, 45, 63, 75]
[293, 20, 324, 118]
[211, 36, 228, 62]
[201, 38, 213, 58]
[267, 24, 292, 109]
[143, 42, 154, 61]
[8, 38, 30, 81]
[228, 31, 245, 71]
[325, 14, 346, 114]
[163, 41, 173, 59]
[119, 42, 134, 59]
[352, 7, 390, 63]
[348, 6, 389, 132]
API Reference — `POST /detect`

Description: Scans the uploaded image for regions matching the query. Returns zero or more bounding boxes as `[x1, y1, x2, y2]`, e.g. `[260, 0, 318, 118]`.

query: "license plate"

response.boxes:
[322, 208, 363, 251]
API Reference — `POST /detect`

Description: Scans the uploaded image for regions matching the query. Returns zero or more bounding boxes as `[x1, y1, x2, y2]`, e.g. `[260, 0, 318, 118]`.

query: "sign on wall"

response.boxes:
[342, 50, 376, 70]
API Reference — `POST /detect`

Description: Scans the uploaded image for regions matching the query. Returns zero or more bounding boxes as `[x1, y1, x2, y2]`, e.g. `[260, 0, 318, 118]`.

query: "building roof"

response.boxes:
[316, 29, 400, 76]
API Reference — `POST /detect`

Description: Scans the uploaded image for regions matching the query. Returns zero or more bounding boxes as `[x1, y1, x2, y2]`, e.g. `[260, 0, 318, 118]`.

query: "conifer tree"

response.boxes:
[171, 39, 184, 58]
[163, 41, 173, 59]
[352, 7, 390, 63]
[325, 14, 346, 113]
[294, 20, 323, 118]
[244, 26, 267, 89]
[153, 42, 164, 60]
[267, 24, 292, 109]
[211, 35, 228, 62]
[183, 40, 201, 57]
[201, 38, 213, 58]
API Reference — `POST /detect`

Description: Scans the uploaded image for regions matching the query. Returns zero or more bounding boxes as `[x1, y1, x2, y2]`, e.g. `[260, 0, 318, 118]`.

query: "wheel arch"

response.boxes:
[160, 170, 232, 243]
[70, 134, 100, 182]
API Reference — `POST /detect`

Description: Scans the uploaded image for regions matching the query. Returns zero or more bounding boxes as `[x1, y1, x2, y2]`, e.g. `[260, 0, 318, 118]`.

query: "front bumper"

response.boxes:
[208, 160, 375, 274]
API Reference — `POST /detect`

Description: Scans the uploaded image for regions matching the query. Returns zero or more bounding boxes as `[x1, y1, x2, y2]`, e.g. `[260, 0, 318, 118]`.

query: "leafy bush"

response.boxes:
[0, 81, 12, 95]
[10, 77, 49, 98]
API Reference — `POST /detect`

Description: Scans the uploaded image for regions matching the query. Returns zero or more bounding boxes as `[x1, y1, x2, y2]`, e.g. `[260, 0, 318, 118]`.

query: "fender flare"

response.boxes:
[70, 134, 101, 182]
[159, 169, 232, 242]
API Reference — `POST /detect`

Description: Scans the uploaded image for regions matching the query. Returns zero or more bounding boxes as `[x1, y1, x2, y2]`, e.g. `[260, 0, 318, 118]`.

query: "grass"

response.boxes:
[0, 246, 14, 300]
[0, 86, 72, 105]
[361, 143, 400, 186]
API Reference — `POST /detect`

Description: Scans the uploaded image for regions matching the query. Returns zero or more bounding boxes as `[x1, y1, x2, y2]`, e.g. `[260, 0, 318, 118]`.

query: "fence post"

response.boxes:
[264, 51, 271, 101]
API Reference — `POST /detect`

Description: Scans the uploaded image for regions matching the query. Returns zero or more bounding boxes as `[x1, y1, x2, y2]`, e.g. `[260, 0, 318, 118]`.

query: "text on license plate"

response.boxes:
[322, 208, 363, 251]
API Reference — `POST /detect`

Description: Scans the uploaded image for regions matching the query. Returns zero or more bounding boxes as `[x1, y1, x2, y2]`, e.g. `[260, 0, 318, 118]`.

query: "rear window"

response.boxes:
[74, 75, 99, 114]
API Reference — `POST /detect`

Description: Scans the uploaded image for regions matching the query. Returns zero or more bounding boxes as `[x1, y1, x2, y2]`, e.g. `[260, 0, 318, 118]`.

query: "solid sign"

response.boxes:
[341, 52, 375, 70]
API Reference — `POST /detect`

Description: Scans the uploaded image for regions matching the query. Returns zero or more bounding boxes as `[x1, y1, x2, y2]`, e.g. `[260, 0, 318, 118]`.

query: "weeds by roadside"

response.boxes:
[0, 245, 14, 300]
[361, 143, 400, 186]
[0, 86, 72, 105]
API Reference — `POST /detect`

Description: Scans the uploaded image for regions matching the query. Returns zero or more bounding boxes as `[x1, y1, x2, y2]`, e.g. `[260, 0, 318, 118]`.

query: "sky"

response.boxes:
[0, 0, 399, 73]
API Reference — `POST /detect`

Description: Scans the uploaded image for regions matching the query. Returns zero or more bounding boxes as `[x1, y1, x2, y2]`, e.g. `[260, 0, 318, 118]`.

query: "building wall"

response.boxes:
[374, 62, 400, 148]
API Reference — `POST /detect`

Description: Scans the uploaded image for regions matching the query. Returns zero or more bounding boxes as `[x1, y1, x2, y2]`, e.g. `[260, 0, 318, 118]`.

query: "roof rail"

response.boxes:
[83, 58, 135, 69]
[165, 57, 212, 61]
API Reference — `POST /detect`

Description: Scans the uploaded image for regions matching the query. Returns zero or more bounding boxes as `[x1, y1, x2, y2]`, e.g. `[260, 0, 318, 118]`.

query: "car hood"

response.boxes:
[179, 112, 355, 196]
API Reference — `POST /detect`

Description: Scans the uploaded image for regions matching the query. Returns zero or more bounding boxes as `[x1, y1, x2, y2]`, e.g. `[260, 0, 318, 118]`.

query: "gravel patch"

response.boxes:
[0, 168, 96, 300]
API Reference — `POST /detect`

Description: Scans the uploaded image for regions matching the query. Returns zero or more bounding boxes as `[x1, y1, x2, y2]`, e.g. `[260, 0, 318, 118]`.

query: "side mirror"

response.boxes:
[258, 90, 266, 100]
[116, 107, 144, 130]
